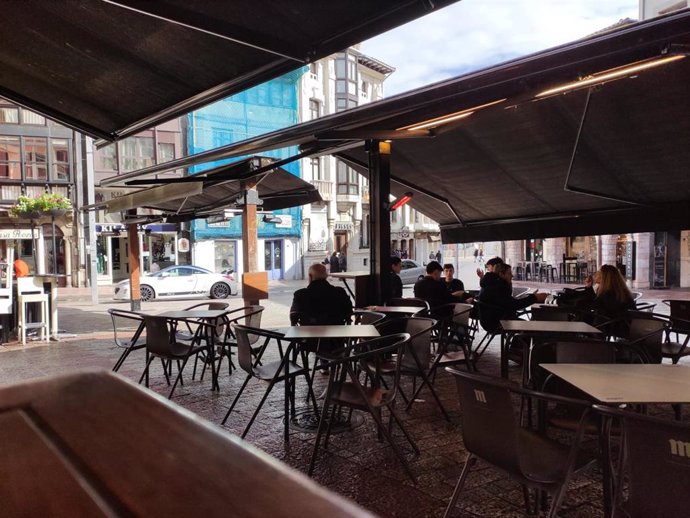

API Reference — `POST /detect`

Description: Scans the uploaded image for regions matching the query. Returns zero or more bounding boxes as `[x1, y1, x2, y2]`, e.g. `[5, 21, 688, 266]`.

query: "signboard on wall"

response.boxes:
[178, 238, 190, 253]
[275, 215, 292, 229]
[0, 228, 34, 240]
[334, 222, 353, 231]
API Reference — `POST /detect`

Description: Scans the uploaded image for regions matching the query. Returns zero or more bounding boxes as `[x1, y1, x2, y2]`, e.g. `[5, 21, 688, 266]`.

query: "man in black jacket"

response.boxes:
[414, 261, 455, 307]
[290, 263, 352, 325]
[389, 256, 403, 301]
[477, 263, 547, 332]
[476, 256, 503, 288]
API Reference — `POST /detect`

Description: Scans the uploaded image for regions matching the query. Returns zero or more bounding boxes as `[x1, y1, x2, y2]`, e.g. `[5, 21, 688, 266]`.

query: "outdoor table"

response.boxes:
[367, 305, 423, 315]
[499, 320, 602, 378]
[329, 271, 370, 307]
[153, 309, 229, 391]
[542, 363, 690, 517]
[0, 370, 371, 517]
[284, 324, 380, 433]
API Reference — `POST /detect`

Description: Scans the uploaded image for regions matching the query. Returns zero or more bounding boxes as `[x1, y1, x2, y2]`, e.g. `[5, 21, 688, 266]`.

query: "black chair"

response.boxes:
[221, 324, 316, 443]
[176, 301, 230, 342]
[308, 333, 418, 482]
[374, 317, 447, 419]
[444, 369, 595, 518]
[138, 315, 208, 399]
[352, 309, 386, 326]
[595, 406, 690, 518]
[107, 308, 146, 372]
[662, 300, 690, 364]
[213, 305, 265, 377]
[530, 305, 576, 322]
[620, 312, 667, 364]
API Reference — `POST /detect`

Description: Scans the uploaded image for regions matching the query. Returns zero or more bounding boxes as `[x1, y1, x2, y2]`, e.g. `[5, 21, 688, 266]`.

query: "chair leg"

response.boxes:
[388, 405, 420, 455]
[241, 378, 278, 439]
[221, 373, 252, 425]
[112, 347, 131, 372]
[368, 403, 417, 483]
[409, 370, 450, 421]
[167, 356, 190, 399]
[308, 376, 336, 476]
[138, 354, 154, 385]
[443, 455, 477, 518]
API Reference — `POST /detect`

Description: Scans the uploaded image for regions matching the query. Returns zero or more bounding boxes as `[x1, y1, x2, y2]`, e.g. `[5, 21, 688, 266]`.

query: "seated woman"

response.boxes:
[578, 264, 635, 336]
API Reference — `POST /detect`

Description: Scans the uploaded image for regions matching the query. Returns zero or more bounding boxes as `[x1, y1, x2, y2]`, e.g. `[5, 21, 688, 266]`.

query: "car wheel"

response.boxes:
[210, 282, 231, 299]
[140, 285, 155, 302]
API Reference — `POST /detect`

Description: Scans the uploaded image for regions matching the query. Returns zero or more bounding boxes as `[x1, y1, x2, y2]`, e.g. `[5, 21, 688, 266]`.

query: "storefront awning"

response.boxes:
[109, 10, 690, 242]
[0, 0, 457, 141]
[83, 157, 321, 221]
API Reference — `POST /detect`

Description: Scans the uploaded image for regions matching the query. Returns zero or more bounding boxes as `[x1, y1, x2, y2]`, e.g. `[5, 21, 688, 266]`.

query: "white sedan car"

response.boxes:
[113, 265, 237, 302]
[398, 259, 427, 285]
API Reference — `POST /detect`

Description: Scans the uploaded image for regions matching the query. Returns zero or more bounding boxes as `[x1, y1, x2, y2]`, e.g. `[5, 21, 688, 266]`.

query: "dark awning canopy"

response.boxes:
[99, 10, 690, 242]
[84, 157, 321, 222]
[0, 0, 456, 141]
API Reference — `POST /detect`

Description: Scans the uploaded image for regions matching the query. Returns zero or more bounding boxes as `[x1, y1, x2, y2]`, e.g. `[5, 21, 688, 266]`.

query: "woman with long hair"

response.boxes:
[581, 264, 635, 335]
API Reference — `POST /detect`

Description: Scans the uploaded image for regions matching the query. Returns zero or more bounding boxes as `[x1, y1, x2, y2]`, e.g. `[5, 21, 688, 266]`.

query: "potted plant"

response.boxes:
[10, 193, 72, 219]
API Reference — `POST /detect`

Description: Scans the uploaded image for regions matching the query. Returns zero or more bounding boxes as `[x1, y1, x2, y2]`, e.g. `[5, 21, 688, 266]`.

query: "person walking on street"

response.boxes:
[329, 251, 340, 273]
[435, 250, 442, 263]
[338, 251, 347, 273]
[473, 248, 479, 262]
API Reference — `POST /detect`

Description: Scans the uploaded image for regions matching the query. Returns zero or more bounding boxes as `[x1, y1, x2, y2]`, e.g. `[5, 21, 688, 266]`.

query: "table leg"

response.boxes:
[339, 279, 356, 302]
[500, 332, 509, 378]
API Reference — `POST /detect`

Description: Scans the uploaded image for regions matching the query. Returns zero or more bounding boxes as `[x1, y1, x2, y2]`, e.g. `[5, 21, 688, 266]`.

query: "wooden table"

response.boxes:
[499, 320, 601, 378]
[541, 363, 690, 404]
[0, 371, 372, 517]
[284, 325, 380, 340]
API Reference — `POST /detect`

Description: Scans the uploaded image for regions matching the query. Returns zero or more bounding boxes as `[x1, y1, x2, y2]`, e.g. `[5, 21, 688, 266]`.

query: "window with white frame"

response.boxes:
[336, 160, 358, 195]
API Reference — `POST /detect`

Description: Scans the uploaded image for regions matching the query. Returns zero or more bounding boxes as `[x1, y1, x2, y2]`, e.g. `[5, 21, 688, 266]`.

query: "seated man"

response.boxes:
[389, 256, 403, 301]
[290, 263, 352, 325]
[414, 261, 455, 308]
[443, 263, 472, 302]
[477, 262, 547, 332]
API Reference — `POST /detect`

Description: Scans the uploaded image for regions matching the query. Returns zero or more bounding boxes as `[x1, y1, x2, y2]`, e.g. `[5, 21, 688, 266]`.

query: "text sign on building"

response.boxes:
[275, 215, 292, 229]
[0, 228, 34, 240]
[334, 222, 353, 231]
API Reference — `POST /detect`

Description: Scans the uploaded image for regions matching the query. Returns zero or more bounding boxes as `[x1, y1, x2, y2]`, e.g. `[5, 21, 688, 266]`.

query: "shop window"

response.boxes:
[215, 240, 236, 272]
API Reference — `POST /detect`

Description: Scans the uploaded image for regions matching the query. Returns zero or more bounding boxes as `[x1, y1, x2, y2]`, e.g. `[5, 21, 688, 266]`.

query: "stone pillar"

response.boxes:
[544, 237, 566, 267]
[504, 240, 522, 267]
[600, 234, 618, 266]
[632, 232, 652, 289]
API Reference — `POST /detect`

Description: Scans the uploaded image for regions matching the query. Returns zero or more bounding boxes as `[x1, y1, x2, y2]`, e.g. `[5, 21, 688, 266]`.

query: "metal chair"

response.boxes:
[308, 333, 418, 482]
[213, 305, 265, 378]
[352, 309, 386, 326]
[221, 324, 316, 443]
[374, 317, 447, 419]
[444, 369, 596, 518]
[661, 300, 690, 364]
[138, 315, 208, 399]
[595, 405, 690, 518]
[107, 308, 146, 372]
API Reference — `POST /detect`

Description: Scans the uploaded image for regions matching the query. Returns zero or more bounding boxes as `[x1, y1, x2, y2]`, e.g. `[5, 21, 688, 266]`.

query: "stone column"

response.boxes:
[600, 234, 618, 266]
[633, 232, 652, 289]
[504, 240, 522, 266]
[544, 237, 566, 266]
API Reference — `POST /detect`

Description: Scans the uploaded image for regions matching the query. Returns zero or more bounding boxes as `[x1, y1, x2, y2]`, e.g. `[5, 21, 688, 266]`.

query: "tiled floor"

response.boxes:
[7, 330, 678, 518]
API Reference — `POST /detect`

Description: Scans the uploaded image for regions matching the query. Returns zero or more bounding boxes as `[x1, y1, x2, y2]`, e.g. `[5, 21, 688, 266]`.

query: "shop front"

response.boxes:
[0, 226, 46, 275]
[95, 223, 180, 284]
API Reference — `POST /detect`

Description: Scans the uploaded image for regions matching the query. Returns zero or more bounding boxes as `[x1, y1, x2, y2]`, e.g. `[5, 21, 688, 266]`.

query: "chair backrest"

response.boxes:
[626, 313, 666, 363]
[233, 324, 261, 375]
[143, 316, 176, 356]
[17, 276, 45, 295]
[388, 297, 429, 309]
[667, 300, 690, 335]
[184, 302, 229, 311]
[448, 369, 522, 475]
[352, 310, 386, 326]
[108, 308, 145, 348]
[377, 317, 435, 370]
[596, 406, 690, 518]
[531, 306, 573, 322]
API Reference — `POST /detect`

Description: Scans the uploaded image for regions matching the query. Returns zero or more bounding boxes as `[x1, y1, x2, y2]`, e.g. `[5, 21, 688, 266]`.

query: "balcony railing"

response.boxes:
[312, 179, 333, 201]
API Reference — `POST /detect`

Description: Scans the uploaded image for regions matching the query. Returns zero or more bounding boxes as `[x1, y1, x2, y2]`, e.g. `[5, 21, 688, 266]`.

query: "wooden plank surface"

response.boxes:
[0, 371, 374, 517]
[542, 364, 690, 404]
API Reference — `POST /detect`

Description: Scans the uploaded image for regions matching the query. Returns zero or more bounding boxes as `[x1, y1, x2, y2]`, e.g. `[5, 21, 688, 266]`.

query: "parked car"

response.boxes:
[113, 265, 237, 302]
[398, 259, 427, 285]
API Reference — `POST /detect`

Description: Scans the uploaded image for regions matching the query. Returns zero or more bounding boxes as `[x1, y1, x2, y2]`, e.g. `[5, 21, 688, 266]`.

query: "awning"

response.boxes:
[0, 0, 457, 141]
[106, 10, 690, 242]
[84, 157, 321, 222]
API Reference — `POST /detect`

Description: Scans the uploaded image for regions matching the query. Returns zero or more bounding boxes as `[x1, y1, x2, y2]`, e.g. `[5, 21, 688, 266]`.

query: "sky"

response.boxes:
[360, 0, 639, 96]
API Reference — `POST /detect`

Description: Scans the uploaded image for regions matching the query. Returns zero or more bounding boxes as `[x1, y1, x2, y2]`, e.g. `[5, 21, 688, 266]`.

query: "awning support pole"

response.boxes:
[128, 220, 141, 311]
[242, 180, 259, 305]
[367, 140, 392, 305]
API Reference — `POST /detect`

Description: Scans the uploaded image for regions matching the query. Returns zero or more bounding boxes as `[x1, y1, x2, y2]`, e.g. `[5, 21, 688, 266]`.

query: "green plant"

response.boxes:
[10, 193, 72, 217]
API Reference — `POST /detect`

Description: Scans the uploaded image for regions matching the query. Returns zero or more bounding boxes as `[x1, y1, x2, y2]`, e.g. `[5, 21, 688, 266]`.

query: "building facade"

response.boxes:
[0, 98, 76, 286]
[187, 69, 304, 280]
[91, 119, 186, 285]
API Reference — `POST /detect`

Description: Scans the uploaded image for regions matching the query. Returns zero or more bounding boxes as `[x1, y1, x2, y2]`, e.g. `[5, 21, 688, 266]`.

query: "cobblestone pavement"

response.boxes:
[2, 272, 688, 516]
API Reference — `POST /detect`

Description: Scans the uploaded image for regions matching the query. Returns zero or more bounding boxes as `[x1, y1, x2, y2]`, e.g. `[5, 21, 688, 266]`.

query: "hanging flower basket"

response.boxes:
[10, 193, 72, 220]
